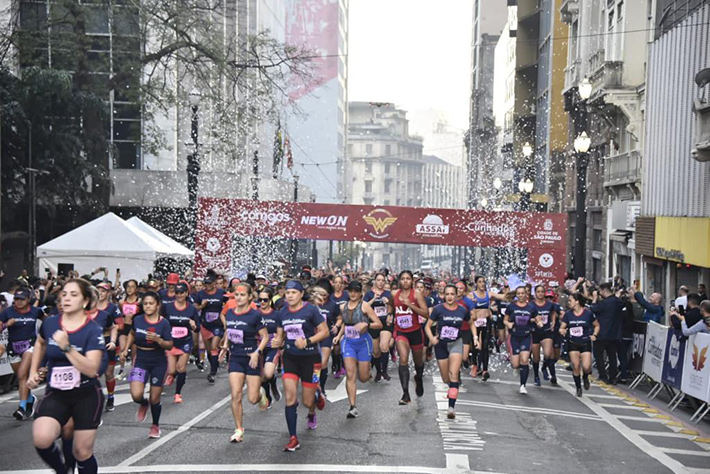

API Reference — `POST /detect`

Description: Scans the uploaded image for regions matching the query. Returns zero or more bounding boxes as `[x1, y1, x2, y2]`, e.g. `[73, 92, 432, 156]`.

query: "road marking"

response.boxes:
[116, 394, 232, 467]
[464, 377, 564, 390]
[451, 399, 603, 421]
[596, 403, 644, 410]
[634, 430, 699, 439]
[0, 463, 506, 474]
[436, 410, 485, 451]
[658, 447, 710, 457]
[586, 394, 624, 399]
[614, 415, 668, 423]
[556, 378, 694, 473]
[326, 378, 367, 403]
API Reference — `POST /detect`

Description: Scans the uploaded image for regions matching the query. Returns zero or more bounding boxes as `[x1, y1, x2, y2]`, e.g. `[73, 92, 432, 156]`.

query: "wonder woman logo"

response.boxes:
[363, 209, 397, 238]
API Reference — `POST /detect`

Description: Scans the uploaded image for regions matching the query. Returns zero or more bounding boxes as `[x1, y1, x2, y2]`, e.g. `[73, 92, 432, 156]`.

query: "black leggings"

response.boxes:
[476, 326, 490, 372]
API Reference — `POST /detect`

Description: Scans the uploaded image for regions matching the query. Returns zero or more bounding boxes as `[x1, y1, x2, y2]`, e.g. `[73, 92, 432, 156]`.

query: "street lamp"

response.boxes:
[571, 77, 593, 278]
[493, 177, 502, 190]
[480, 198, 488, 208]
[574, 131, 591, 153]
[578, 77, 593, 101]
[518, 178, 533, 211]
[522, 142, 533, 158]
[187, 89, 202, 248]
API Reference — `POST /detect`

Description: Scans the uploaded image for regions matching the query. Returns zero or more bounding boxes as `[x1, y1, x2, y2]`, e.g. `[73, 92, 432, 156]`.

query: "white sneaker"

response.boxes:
[519, 385, 528, 394]
[116, 368, 126, 381]
[447, 407, 455, 419]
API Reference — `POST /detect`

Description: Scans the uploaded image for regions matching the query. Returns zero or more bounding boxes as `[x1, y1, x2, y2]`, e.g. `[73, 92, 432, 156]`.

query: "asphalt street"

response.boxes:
[1, 351, 709, 474]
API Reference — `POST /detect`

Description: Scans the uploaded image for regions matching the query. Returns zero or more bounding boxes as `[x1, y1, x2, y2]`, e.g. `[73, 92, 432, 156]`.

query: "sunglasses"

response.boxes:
[258, 298, 271, 303]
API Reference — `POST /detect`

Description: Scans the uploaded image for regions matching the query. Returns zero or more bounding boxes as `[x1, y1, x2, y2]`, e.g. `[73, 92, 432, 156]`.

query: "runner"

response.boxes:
[257, 287, 281, 407]
[0, 287, 43, 420]
[274, 280, 329, 452]
[559, 293, 599, 397]
[330, 275, 349, 379]
[332, 280, 382, 418]
[311, 279, 340, 397]
[164, 282, 199, 403]
[86, 285, 118, 411]
[194, 271, 227, 383]
[454, 281, 475, 371]
[393, 270, 429, 404]
[218, 283, 270, 443]
[504, 286, 541, 394]
[94, 282, 120, 411]
[120, 291, 173, 438]
[425, 284, 470, 419]
[117, 280, 141, 380]
[470, 276, 507, 381]
[28, 279, 105, 474]
[531, 285, 558, 386]
[364, 273, 394, 381]
[159, 273, 179, 307]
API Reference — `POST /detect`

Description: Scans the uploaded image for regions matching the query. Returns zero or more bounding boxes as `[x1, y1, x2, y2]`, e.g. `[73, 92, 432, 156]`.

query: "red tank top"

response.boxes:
[393, 289, 421, 333]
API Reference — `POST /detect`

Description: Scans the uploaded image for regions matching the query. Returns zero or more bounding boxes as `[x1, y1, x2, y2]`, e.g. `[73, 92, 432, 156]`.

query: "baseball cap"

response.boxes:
[256, 274, 267, 281]
[97, 282, 112, 291]
[14, 288, 31, 300]
[545, 289, 555, 298]
[347, 280, 363, 293]
[166, 273, 179, 285]
[175, 282, 189, 293]
[204, 274, 215, 284]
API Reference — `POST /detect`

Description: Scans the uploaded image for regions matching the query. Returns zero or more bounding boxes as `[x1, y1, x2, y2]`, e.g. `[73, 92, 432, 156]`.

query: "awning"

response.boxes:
[610, 231, 631, 243]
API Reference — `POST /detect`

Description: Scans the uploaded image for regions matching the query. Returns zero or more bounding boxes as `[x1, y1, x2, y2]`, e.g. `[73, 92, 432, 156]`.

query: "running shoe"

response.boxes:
[336, 367, 346, 378]
[271, 380, 281, 402]
[550, 377, 558, 386]
[382, 371, 391, 381]
[164, 374, 174, 386]
[174, 394, 183, 404]
[26, 394, 36, 418]
[307, 413, 317, 430]
[116, 368, 126, 381]
[470, 366, 478, 378]
[583, 377, 590, 391]
[542, 365, 550, 381]
[136, 403, 149, 423]
[576, 387, 583, 397]
[447, 407, 456, 419]
[374, 372, 382, 383]
[230, 428, 244, 443]
[259, 387, 269, 411]
[333, 368, 342, 379]
[12, 407, 26, 421]
[207, 374, 216, 384]
[519, 385, 528, 394]
[534, 376, 541, 387]
[482, 371, 490, 382]
[106, 396, 115, 412]
[315, 391, 326, 411]
[347, 406, 359, 419]
[148, 425, 161, 439]
[284, 435, 300, 452]
[414, 375, 424, 397]
[399, 391, 411, 405]
[196, 361, 205, 372]
[565, 364, 573, 371]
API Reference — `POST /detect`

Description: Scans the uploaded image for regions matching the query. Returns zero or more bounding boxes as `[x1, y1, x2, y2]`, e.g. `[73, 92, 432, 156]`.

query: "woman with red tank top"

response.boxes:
[392, 270, 429, 405]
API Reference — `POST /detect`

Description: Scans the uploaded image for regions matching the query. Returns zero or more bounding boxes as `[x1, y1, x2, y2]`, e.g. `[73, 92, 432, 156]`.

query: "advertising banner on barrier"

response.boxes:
[642, 321, 668, 382]
[0, 329, 12, 376]
[662, 329, 687, 389]
[194, 198, 568, 285]
[631, 321, 647, 374]
[681, 332, 710, 403]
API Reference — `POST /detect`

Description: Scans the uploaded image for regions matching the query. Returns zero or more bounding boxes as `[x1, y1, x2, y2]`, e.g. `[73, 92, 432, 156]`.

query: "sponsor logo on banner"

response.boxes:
[530, 217, 563, 246]
[238, 209, 291, 226]
[538, 253, 554, 268]
[415, 215, 450, 237]
[543, 219, 554, 231]
[363, 209, 397, 239]
[300, 215, 348, 230]
[205, 204, 229, 228]
[206, 238, 221, 253]
[681, 333, 710, 404]
[642, 322, 667, 382]
[662, 329, 686, 390]
[463, 221, 516, 240]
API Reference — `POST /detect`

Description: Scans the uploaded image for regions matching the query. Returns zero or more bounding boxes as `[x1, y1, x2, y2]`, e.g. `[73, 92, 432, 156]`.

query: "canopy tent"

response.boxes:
[125, 217, 192, 258]
[37, 213, 193, 282]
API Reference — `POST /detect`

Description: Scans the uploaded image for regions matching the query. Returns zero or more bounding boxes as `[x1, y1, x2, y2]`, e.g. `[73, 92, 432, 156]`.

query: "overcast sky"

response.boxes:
[348, 0, 473, 130]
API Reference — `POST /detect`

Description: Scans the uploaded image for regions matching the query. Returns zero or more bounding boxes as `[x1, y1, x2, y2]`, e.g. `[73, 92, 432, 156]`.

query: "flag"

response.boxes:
[272, 123, 283, 178]
[285, 134, 294, 170]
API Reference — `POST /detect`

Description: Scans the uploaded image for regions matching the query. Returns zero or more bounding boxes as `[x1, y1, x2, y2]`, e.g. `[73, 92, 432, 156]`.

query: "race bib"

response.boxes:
[49, 366, 81, 390]
[474, 318, 487, 328]
[12, 340, 30, 354]
[171, 327, 189, 339]
[123, 304, 138, 317]
[570, 327, 584, 337]
[440, 326, 459, 340]
[128, 367, 147, 383]
[515, 315, 529, 327]
[285, 324, 305, 340]
[227, 329, 244, 345]
[374, 306, 387, 317]
[396, 315, 413, 329]
[539, 314, 549, 325]
[205, 312, 219, 323]
[345, 326, 360, 339]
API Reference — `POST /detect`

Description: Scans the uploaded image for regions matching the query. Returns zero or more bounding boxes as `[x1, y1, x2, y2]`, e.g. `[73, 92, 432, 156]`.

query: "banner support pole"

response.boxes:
[690, 402, 708, 423]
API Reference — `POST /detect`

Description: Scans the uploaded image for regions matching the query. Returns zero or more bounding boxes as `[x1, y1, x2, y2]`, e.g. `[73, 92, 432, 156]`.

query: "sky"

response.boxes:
[348, 0, 474, 131]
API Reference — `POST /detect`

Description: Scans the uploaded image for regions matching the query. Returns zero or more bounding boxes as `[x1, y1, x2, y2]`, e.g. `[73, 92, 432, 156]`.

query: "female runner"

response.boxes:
[330, 275, 349, 378]
[454, 281, 475, 371]
[121, 291, 173, 438]
[218, 283, 270, 442]
[164, 282, 199, 403]
[274, 280, 329, 452]
[311, 279, 340, 397]
[393, 271, 429, 404]
[194, 272, 227, 383]
[257, 286, 281, 406]
[364, 273, 394, 381]
[531, 285, 558, 386]
[470, 276, 507, 381]
[86, 287, 117, 410]
[28, 279, 105, 474]
[425, 284, 470, 419]
[504, 286, 541, 394]
[117, 280, 141, 380]
[559, 293, 599, 397]
[332, 281, 381, 418]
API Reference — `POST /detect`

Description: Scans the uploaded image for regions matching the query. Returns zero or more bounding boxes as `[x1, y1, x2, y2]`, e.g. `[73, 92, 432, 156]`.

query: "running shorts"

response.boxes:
[130, 351, 168, 387]
[510, 334, 532, 355]
[228, 354, 260, 376]
[36, 384, 104, 430]
[434, 338, 464, 360]
[460, 329, 473, 346]
[532, 331, 554, 344]
[263, 348, 280, 365]
[394, 328, 424, 351]
[567, 340, 592, 353]
[341, 333, 373, 362]
[321, 334, 333, 350]
[283, 352, 322, 389]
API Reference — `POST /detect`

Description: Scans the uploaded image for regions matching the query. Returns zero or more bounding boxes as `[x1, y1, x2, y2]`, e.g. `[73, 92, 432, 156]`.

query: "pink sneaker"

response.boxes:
[148, 424, 161, 439]
[136, 403, 149, 423]
[336, 368, 346, 378]
[307, 413, 317, 430]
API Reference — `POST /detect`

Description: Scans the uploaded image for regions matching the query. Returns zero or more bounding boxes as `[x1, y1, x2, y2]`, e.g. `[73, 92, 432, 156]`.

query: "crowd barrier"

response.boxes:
[631, 321, 710, 423]
[0, 329, 12, 376]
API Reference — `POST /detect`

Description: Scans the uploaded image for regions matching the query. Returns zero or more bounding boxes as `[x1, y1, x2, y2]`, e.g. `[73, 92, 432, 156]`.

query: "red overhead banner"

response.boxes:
[195, 198, 568, 284]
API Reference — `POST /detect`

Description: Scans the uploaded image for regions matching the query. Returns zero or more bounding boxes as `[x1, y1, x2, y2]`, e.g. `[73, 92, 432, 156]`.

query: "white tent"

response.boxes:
[37, 213, 193, 281]
[125, 217, 192, 258]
